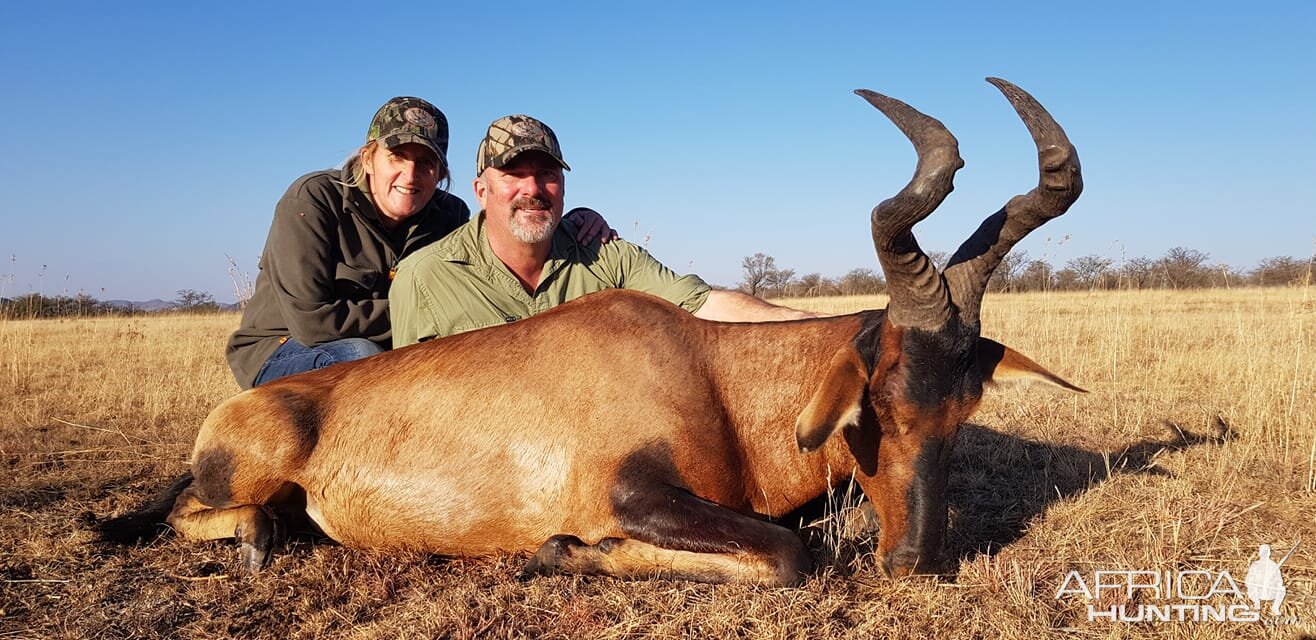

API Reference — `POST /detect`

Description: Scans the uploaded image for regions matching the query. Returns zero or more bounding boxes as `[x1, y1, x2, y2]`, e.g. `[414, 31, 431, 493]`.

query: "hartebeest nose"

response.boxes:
[880, 546, 949, 578]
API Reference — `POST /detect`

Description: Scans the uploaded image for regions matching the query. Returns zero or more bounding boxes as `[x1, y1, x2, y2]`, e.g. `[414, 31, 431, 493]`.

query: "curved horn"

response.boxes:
[944, 78, 1083, 327]
[857, 89, 962, 330]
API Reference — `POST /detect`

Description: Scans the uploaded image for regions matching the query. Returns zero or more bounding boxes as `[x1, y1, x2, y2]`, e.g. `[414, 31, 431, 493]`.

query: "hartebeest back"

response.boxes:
[99, 78, 1084, 585]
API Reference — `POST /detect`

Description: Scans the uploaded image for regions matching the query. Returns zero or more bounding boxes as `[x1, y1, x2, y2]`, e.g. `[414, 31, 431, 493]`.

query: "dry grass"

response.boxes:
[2, 288, 1315, 639]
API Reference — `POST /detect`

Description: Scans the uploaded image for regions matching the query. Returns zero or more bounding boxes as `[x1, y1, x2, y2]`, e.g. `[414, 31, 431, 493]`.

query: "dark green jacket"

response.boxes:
[227, 170, 469, 388]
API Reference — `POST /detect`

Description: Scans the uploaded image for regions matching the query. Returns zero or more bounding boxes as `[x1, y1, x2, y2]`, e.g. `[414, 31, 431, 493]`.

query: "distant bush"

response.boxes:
[740, 249, 1314, 298]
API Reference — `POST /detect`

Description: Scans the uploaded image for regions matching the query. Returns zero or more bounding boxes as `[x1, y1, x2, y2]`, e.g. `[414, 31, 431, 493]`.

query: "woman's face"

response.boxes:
[365, 142, 441, 226]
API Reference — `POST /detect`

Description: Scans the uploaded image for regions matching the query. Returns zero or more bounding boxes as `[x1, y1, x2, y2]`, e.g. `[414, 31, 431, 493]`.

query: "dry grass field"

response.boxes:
[2, 286, 1314, 639]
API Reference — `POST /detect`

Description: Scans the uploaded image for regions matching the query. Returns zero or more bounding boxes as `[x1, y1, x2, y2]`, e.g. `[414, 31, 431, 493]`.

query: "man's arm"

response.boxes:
[693, 290, 818, 322]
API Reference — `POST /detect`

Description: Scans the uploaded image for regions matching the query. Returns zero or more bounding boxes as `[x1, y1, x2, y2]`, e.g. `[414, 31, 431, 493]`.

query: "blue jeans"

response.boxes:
[252, 337, 384, 386]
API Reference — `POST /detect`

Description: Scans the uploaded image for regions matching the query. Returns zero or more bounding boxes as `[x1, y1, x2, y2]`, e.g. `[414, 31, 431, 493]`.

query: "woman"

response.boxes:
[227, 97, 610, 388]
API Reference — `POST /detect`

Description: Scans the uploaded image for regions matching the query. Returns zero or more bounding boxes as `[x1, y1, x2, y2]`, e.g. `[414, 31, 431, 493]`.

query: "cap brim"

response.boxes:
[380, 132, 445, 159]
[495, 144, 571, 172]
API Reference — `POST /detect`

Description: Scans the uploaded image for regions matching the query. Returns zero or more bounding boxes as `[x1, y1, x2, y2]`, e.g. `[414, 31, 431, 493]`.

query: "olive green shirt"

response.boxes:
[390, 213, 711, 346]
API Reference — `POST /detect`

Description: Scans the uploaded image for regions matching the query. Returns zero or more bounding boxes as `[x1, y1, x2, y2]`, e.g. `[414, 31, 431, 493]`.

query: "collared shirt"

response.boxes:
[390, 213, 711, 346]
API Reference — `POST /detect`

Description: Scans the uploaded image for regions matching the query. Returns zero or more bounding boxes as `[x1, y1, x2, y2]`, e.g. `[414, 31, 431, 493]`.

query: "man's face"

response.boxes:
[365, 142, 440, 225]
[475, 151, 565, 244]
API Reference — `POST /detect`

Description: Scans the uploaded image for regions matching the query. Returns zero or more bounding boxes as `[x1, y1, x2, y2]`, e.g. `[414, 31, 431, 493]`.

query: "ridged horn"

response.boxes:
[857, 89, 963, 330]
[943, 78, 1083, 327]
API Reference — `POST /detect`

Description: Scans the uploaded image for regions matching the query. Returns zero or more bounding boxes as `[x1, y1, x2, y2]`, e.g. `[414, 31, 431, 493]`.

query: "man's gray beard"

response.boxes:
[509, 211, 557, 243]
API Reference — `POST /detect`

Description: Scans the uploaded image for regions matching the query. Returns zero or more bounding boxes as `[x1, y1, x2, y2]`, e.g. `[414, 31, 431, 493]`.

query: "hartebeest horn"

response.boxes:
[857, 89, 962, 330]
[943, 78, 1083, 327]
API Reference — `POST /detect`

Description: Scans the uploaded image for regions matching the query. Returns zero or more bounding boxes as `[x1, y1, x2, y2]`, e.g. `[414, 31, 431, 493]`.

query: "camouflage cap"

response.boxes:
[476, 115, 570, 175]
[367, 97, 449, 159]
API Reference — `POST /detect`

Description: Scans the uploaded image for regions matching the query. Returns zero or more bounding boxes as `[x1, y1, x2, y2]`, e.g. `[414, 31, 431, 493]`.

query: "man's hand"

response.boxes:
[565, 207, 620, 245]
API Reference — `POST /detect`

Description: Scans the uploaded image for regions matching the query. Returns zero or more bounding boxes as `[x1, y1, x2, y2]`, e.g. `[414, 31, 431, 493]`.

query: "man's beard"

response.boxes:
[508, 196, 558, 243]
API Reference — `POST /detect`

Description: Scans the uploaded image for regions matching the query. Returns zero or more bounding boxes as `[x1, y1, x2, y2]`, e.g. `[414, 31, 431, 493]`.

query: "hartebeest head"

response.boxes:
[795, 78, 1084, 576]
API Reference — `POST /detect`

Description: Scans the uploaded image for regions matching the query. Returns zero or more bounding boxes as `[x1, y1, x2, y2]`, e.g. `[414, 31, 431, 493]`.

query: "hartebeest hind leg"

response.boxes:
[161, 387, 319, 570]
[525, 483, 813, 586]
[166, 487, 286, 572]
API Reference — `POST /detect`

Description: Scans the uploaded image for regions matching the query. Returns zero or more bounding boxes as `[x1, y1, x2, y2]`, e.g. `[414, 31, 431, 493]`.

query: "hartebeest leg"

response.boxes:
[167, 489, 282, 572]
[165, 446, 296, 571]
[526, 484, 813, 586]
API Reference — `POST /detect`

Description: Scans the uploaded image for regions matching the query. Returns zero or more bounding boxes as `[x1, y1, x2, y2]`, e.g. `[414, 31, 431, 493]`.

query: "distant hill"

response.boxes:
[104, 298, 177, 312]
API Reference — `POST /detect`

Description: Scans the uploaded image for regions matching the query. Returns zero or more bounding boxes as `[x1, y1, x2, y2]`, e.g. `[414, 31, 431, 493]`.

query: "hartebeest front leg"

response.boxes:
[525, 483, 813, 586]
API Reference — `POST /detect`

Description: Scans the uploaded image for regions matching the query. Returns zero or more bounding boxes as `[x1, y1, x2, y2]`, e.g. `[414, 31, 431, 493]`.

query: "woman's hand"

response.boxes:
[565, 207, 620, 245]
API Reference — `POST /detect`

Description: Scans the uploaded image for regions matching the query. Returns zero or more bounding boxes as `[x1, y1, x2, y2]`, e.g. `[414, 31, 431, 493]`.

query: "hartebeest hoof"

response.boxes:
[234, 506, 281, 572]
[523, 534, 588, 577]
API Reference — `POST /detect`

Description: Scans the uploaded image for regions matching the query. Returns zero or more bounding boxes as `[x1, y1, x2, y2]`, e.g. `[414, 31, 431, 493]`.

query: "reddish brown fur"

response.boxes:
[137, 289, 1076, 585]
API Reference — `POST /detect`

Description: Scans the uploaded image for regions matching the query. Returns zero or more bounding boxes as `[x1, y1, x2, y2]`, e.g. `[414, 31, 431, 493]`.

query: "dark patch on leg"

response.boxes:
[267, 388, 322, 458]
[609, 442, 813, 580]
[191, 447, 237, 507]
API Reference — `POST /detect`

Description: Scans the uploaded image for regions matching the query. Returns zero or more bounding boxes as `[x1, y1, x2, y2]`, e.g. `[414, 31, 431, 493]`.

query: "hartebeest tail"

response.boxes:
[96, 473, 194, 543]
[98, 79, 1084, 585]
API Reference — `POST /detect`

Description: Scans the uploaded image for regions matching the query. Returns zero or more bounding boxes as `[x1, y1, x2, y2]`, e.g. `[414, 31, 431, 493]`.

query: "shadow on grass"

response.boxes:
[945, 419, 1233, 565]
[792, 418, 1233, 574]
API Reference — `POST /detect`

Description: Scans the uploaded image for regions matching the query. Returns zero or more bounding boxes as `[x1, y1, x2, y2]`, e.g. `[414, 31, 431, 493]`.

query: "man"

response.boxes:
[390, 114, 810, 346]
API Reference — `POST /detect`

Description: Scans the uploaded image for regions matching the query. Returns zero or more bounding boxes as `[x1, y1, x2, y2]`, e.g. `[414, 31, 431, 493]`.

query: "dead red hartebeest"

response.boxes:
[99, 78, 1084, 585]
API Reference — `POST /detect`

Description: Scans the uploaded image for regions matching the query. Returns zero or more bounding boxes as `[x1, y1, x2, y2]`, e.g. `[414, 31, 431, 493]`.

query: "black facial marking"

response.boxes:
[890, 436, 953, 572]
[898, 319, 983, 409]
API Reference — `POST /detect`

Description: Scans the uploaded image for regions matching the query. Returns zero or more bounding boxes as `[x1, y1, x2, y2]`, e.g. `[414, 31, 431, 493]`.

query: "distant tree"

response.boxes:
[1053, 268, 1080, 291]
[1157, 247, 1211, 289]
[838, 268, 885, 296]
[1206, 262, 1244, 289]
[175, 289, 219, 313]
[1018, 259, 1054, 291]
[791, 273, 840, 297]
[0, 292, 110, 319]
[739, 253, 795, 298]
[1118, 256, 1157, 289]
[1251, 256, 1312, 286]
[987, 251, 1029, 293]
[1066, 254, 1114, 290]
[763, 267, 795, 298]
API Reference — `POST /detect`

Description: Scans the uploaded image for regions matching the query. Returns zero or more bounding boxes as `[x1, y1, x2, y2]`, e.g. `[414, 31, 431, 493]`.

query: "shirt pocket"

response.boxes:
[334, 264, 383, 297]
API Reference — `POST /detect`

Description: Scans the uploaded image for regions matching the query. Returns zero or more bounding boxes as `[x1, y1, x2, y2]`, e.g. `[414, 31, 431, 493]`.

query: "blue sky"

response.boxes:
[2, 2, 1312, 302]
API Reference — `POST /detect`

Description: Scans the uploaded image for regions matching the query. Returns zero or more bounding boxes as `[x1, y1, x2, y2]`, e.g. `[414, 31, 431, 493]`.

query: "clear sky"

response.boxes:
[2, 1, 1312, 302]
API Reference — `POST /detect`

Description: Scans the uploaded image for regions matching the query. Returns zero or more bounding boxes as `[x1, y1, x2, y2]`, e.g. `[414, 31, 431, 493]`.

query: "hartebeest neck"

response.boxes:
[703, 313, 877, 517]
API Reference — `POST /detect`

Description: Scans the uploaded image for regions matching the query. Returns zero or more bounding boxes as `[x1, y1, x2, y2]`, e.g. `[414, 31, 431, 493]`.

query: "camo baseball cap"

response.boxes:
[476, 114, 570, 175]
[367, 97, 449, 158]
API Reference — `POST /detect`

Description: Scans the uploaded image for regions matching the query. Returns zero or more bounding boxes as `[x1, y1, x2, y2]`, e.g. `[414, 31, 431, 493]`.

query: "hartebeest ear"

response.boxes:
[978, 337, 1087, 393]
[795, 345, 869, 453]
